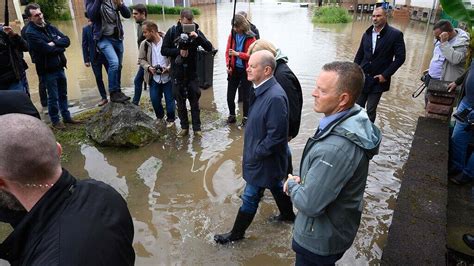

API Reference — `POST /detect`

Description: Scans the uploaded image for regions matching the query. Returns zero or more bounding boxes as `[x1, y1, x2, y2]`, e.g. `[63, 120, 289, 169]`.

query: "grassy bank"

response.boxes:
[313, 6, 352, 24]
[131, 5, 201, 15]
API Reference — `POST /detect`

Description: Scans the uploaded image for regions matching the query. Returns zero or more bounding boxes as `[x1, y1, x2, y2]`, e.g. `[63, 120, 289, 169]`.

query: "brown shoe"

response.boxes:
[177, 129, 189, 137]
[52, 122, 66, 130]
[98, 99, 109, 107]
[64, 118, 81, 125]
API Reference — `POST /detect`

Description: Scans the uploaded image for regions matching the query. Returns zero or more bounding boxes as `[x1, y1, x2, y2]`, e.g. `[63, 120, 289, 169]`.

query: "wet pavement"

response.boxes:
[15, 1, 437, 264]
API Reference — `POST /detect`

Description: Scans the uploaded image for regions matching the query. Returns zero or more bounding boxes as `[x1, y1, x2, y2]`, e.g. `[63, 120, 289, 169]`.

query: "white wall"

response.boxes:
[410, 0, 436, 8]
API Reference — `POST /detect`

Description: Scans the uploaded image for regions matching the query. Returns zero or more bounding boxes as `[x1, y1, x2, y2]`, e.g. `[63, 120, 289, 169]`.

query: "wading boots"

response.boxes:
[214, 210, 255, 244]
[270, 192, 296, 222]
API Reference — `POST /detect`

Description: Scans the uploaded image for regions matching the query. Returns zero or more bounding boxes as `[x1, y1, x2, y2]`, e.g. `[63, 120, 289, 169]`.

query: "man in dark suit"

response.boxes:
[214, 50, 289, 244]
[354, 7, 406, 122]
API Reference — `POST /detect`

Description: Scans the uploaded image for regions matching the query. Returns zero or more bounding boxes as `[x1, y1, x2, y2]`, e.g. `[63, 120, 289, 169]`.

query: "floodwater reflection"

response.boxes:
[21, 1, 436, 264]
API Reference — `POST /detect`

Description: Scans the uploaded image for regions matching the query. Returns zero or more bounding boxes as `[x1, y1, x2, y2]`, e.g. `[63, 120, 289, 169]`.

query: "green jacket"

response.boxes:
[287, 105, 381, 256]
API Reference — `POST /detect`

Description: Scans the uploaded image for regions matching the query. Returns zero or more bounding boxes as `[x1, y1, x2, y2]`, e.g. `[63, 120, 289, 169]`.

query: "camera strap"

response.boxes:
[412, 83, 426, 98]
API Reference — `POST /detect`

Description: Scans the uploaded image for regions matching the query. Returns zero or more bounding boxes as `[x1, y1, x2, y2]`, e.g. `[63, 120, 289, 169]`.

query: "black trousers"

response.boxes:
[227, 68, 251, 117]
[173, 78, 201, 131]
[356, 91, 383, 123]
[292, 239, 344, 266]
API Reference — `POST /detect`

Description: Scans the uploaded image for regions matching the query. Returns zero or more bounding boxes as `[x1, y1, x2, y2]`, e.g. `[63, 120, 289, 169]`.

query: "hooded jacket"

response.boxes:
[161, 21, 213, 81]
[287, 105, 381, 256]
[439, 28, 470, 82]
[0, 169, 135, 266]
[274, 49, 303, 139]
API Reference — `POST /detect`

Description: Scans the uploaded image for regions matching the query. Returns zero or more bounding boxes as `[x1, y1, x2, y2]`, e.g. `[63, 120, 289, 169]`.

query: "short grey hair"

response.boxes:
[0, 114, 60, 183]
[254, 50, 276, 72]
[322, 61, 365, 104]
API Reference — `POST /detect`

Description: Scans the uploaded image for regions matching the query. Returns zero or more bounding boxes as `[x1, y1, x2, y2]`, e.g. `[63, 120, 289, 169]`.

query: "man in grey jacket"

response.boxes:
[427, 20, 470, 83]
[284, 61, 381, 265]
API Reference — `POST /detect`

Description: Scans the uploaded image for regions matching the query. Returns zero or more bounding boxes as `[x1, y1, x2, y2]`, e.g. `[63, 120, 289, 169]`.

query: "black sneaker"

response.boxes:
[449, 173, 473, 185]
[110, 91, 130, 103]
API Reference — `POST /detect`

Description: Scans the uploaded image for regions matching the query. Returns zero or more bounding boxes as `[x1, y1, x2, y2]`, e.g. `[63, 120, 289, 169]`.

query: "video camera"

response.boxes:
[175, 24, 196, 50]
[152, 64, 164, 74]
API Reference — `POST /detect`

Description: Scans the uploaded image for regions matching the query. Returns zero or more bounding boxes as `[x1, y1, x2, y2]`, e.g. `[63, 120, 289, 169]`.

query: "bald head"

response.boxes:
[0, 114, 61, 183]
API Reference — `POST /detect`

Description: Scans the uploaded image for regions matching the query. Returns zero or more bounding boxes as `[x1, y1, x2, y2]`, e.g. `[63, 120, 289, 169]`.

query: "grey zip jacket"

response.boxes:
[287, 105, 381, 256]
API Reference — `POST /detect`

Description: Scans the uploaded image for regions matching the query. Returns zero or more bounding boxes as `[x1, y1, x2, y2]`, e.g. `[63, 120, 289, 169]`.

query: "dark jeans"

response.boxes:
[240, 181, 286, 214]
[227, 68, 251, 117]
[132, 66, 145, 105]
[0, 81, 23, 91]
[356, 91, 383, 122]
[42, 69, 71, 124]
[292, 239, 344, 266]
[39, 75, 47, 107]
[97, 36, 123, 93]
[173, 78, 201, 131]
[150, 79, 175, 121]
[91, 63, 108, 100]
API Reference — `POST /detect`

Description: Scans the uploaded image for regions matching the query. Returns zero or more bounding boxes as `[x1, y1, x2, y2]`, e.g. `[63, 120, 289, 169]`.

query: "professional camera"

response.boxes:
[153, 64, 163, 74]
[176, 33, 193, 50]
[453, 107, 474, 125]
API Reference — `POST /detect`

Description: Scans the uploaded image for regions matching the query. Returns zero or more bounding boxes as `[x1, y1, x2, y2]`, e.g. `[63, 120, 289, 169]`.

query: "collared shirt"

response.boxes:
[428, 41, 444, 79]
[253, 77, 272, 90]
[151, 39, 170, 83]
[371, 26, 383, 54]
[316, 109, 351, 135]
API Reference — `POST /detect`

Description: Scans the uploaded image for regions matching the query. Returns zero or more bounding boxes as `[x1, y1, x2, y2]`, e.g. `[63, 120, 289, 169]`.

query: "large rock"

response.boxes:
[86, 102, 159, 147]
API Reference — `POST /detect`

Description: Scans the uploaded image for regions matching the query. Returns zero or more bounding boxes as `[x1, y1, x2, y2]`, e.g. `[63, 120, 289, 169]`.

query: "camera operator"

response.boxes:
[161, 8, 213, 137]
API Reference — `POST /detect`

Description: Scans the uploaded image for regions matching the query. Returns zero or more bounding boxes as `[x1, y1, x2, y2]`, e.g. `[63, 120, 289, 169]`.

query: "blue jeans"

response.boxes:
[42, 70, 71, 124]
[0, 81, 24, 91]
[132, 66, 145, 104]
[97, 37, 123, 93]
[150, 79, 175, 121]
[450, 98, 474, 178]
[240, 181, 286, 214]
[91, 63, 108, 100]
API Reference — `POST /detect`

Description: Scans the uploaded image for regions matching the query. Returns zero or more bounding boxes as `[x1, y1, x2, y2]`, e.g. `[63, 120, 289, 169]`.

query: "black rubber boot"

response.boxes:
[271, 192, 296, 222]
[214, 210, 255, 244]
[463, 234, 474, 250]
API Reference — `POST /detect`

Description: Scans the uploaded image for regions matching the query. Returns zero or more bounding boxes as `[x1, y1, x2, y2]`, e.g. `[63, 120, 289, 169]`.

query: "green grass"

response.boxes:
[131, 5, 201, 15]
[312, 6, 352, 24]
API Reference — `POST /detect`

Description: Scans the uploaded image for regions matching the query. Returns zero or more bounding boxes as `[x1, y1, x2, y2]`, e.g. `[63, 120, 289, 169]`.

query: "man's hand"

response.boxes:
[3, 26, 15, 37]
[85, 62, 91, 67]
[439, 32, 449, 43]
[283, 174, 301, 195]
[47, 42, 55, 47]
[447, 81, 457, 92]
[226, 67, 232, 75]
[374, 74, 386, 83]
[148, 66, 156, 75]
[228, 49, 239, 57]
[188, 31, 198, 39]
[180, 49, 189, 58]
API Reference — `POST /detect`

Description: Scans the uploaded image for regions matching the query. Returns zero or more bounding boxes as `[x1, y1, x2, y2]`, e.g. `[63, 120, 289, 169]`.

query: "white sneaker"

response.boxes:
[166, 121, 175, 128]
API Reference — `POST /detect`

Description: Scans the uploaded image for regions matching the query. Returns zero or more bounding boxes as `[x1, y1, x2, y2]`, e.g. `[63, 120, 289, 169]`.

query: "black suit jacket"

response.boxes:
[354, 24, 406, 93]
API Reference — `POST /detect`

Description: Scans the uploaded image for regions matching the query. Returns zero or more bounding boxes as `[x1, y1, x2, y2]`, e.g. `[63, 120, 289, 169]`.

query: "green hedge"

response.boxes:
[313, 6, 352, 24]
[32, 0, 71, 21]
[131, 5, 201, 15]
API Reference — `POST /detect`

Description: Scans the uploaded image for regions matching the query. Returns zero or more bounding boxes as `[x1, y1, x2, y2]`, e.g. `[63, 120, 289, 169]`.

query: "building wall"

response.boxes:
[0, 0, 19, 24]
[410, 0, 435, 8]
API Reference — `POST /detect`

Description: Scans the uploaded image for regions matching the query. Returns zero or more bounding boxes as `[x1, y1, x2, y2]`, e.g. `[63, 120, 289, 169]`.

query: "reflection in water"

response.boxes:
[39, 1, 437, 264]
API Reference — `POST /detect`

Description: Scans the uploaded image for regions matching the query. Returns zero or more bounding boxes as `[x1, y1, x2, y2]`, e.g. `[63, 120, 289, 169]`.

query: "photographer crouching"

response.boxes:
[161, 8, 213, 137]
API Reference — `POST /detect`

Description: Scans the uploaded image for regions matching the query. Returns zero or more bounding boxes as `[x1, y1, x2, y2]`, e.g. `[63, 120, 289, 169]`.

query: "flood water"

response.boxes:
[18, 1, 436, 264]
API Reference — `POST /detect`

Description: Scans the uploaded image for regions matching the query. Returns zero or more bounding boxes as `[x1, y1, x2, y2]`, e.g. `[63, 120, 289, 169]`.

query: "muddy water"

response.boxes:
[21, 2, 435, 264]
